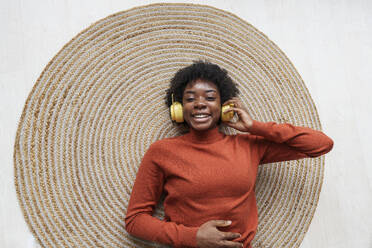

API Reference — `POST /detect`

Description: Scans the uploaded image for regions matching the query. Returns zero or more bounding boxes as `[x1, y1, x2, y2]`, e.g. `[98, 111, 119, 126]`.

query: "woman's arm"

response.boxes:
[124, 144, 199, 248]
[222, 98, 333, 164]
[250, 120, 334, 164]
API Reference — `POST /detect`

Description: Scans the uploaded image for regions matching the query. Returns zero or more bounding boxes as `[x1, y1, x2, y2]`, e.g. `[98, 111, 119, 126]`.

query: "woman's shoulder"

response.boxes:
[147, 134, 186, 150]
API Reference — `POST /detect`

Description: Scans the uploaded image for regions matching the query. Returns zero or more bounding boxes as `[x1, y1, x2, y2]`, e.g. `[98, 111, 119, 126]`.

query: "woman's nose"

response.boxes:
[194, 99, 206, 109]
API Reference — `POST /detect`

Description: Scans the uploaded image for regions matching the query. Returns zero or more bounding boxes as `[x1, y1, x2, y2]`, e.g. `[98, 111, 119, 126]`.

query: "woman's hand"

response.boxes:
[222, 97, 253, 133]
[196, 220, 243, 248]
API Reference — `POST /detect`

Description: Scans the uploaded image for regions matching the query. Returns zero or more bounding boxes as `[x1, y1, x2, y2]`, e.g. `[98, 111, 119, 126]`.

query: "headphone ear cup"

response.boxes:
[170, 102, 184, 123]
[221, 104, 234, 122]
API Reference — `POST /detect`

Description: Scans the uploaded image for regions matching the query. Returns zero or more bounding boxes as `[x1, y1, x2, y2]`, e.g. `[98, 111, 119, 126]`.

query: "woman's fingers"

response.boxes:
[223, 98, 241, 108]
[223, 107, 247, 119]
[197, 220, 243, 248]
[223, 107, 251, 121]
[221, 232, 241, 240]
[210, 220, 232, 227]
[224, 121, 250, 134]
[223, 107, 241, 113]
[222, 108, 252, 133]
[218, 240, 244, 248]
[219, 230, 243, 248]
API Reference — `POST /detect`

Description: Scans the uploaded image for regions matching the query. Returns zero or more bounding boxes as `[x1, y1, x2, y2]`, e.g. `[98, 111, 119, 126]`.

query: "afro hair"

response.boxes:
[165, 60, 240, 107]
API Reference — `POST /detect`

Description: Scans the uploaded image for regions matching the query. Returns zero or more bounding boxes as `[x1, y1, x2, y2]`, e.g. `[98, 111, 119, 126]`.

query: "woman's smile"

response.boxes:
[192, 113, 211, 122]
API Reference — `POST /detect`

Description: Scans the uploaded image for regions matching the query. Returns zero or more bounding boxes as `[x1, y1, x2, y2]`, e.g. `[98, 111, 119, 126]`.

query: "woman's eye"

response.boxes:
[186, 98, 194, 102]
[207, 97, 216, 101]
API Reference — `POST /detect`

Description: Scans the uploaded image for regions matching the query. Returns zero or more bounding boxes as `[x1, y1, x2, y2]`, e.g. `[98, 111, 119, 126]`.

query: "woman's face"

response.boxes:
[182, 79, 221, 131]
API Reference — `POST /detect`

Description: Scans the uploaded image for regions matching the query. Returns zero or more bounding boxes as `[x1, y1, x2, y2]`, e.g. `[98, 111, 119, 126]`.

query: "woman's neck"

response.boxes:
[184, 125, 225, 144]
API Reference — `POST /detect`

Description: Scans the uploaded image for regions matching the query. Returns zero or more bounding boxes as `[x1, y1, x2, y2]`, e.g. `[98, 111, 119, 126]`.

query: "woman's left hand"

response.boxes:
[222, 97, 253, 133]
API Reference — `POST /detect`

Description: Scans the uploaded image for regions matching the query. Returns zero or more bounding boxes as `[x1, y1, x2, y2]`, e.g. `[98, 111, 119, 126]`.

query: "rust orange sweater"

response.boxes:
[124, 120, 333, 248]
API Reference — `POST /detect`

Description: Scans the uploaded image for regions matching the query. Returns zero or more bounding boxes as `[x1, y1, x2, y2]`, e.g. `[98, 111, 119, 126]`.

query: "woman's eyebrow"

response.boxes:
[184, 90, 217, 94]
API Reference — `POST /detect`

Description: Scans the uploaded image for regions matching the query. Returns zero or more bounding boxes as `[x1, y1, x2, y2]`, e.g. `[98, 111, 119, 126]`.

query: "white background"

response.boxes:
[1, 0, 371, 247]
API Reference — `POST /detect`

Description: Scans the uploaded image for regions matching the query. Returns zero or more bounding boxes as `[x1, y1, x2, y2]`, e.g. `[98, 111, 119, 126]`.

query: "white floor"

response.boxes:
[1, 0, 371, 247]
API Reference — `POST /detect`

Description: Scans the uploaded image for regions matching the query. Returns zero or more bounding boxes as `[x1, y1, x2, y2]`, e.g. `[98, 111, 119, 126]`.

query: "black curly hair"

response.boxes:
[165, 60, 240, 108]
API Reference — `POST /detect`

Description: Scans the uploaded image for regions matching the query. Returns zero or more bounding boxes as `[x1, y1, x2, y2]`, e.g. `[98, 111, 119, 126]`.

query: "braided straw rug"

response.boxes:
[14, 3, 325, 248]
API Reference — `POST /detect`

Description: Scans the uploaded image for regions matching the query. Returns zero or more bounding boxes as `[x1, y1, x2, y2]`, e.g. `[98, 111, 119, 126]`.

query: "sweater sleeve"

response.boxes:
[124, 143, 199, 248]
[249, 120, 334, 164]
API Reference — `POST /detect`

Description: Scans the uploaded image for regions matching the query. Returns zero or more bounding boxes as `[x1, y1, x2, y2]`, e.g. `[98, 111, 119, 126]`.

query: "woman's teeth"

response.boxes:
[194, 114, 209, 118]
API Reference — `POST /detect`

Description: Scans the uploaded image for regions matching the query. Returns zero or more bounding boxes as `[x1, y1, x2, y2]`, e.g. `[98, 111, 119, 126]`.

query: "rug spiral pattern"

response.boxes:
[14, 3, 324, 248]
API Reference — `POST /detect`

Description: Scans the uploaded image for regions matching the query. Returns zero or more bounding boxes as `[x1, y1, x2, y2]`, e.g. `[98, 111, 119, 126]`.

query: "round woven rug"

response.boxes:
[14, 3, 325, 248]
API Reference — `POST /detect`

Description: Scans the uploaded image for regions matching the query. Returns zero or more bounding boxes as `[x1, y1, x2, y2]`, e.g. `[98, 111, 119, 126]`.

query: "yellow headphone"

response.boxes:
[170, 94, 234, 123]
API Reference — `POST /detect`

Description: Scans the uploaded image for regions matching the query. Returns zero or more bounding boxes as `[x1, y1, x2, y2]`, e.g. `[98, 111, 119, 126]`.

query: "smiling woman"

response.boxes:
[182, 79, 222, 132]
[124, 60, 334, 248]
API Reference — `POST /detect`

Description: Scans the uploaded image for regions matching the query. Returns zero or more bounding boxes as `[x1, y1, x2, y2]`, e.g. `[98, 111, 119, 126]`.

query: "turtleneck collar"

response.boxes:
[182, 125, 225, 144]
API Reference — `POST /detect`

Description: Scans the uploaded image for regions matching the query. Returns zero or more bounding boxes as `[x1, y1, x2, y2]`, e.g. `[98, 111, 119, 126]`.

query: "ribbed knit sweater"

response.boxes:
[124, 120, 333, 248]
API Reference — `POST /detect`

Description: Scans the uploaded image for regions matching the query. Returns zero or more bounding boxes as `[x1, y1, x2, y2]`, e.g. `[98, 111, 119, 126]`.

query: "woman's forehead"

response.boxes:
[184, 79, 218, 92]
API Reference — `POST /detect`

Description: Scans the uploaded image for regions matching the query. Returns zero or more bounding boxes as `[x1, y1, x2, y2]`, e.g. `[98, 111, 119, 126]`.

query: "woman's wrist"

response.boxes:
[244, 119, 253, 132]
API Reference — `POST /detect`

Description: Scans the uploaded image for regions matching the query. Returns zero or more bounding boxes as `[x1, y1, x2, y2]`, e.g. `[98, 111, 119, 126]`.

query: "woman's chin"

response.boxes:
[189, 121, 216, 131]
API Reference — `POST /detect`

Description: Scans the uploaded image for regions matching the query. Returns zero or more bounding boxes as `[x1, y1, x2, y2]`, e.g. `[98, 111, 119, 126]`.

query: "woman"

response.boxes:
[124, 60, 333, 248]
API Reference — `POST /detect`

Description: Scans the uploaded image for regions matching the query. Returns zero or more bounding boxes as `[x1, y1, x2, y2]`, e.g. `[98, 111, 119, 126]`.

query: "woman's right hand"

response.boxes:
[196, 220, 243, 248]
